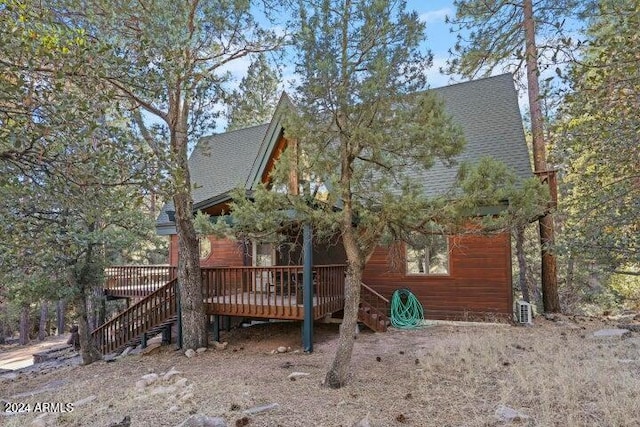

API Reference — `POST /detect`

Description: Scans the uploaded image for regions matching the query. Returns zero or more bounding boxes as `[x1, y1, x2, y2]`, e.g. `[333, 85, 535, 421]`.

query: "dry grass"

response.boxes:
[1, 317, 639, 427]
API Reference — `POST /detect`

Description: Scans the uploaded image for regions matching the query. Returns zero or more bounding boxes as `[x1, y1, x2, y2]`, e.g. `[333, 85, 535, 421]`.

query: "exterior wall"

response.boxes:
[168, 235, 246, 267]
[362, 232, 513, 320]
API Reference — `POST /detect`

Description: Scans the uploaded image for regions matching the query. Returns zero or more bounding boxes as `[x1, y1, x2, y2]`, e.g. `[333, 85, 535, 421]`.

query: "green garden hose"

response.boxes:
[390, 289, 424, 329]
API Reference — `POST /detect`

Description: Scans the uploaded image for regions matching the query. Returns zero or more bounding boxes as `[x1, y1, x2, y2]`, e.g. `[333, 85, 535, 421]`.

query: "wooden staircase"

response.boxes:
[358, 282, 391, 332]
[92, 278, 179, 355]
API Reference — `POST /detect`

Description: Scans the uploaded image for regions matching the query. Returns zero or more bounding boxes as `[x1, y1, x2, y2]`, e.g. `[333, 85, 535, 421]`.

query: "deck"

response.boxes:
[104, 264, 346, 321]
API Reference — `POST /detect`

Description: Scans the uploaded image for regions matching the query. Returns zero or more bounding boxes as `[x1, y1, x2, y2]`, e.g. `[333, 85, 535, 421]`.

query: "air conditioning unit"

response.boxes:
[515, 300, 533, 324]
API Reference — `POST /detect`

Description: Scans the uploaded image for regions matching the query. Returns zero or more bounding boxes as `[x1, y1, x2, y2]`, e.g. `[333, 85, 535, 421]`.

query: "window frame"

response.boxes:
[405, 234, 451, 276]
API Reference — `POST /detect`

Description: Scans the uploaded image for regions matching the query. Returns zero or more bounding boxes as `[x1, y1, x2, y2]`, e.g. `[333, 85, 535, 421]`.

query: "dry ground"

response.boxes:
[1, 316, 639, 427]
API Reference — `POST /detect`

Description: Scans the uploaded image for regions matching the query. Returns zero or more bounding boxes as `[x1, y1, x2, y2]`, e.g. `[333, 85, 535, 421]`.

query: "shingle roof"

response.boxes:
[157, 74, 531, 230]
[415, 73, 532, 197]
[156, 123, 269, 229]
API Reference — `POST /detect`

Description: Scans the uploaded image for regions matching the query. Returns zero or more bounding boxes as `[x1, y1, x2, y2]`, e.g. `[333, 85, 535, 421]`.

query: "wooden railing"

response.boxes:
[359, 282, 391, 332]
[104, 265, 177, 298]
[92, 278, 179, 354]
[200, 264, 346, 320]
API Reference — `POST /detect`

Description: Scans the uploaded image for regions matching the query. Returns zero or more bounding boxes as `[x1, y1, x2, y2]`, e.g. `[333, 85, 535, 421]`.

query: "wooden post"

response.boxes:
[302, 223, 314, 352]
[213, 315, 220, 343]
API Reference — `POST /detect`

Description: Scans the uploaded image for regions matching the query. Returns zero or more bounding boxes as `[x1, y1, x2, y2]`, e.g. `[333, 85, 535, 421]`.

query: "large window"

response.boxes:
[406, 234, 449, 275]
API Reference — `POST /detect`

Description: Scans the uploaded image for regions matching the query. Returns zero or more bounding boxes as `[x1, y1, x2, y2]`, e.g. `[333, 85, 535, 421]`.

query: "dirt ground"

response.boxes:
[1, 316, 639, 427]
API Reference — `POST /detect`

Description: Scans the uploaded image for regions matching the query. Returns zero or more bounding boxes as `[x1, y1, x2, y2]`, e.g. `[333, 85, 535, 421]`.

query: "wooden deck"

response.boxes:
[104, 264, 346, 321]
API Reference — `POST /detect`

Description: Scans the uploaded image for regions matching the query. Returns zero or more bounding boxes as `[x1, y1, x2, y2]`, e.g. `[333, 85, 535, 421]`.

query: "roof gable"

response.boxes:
[157, 74, 532, 230]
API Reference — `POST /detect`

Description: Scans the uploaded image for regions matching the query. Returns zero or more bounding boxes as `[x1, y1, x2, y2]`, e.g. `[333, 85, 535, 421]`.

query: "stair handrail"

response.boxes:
[92, 277, 178, 353]
[360, 281, 390, 304]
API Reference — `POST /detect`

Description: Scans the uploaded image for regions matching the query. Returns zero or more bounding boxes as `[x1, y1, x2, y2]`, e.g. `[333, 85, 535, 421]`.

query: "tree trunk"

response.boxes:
[73, 291, 102, 365]
[174, 191, 208, 350]
[169, 102, 208, 350]
[19, 303, 30, 345]
[515, 226, 530, 303]
[523, 0, 560, 312]
[38, 301, 48, 341]
[325, 249, 363, 388]
[56, 299, 66, 335]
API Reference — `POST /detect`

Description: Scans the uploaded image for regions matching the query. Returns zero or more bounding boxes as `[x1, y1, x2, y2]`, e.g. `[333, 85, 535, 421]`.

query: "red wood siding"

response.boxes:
[168, 235, 245, 267]
[362, 233, 513, 320]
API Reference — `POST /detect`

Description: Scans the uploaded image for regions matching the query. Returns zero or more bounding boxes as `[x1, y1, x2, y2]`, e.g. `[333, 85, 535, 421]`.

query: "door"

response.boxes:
[252, 242, 275, 293]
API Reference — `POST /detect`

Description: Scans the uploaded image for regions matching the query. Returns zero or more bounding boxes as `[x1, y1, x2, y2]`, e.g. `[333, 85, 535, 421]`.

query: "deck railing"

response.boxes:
[104, 265, 177, 298]
[200, 264, 346, 319]
[103, 264, 346, 319]
[93, 278, 179, 354]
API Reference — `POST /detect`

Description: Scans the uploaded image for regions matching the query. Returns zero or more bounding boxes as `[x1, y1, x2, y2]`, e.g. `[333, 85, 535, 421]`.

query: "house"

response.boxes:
[95, 74, 533, 354]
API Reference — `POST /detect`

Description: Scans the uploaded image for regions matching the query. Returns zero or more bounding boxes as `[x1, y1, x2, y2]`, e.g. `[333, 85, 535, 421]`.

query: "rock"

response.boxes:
[135, 379, 148, 390]
[495, 405, 530, 422]
[108, 415, 131, 427]
[73, 395, 97, 407]
[592, 329, 631, 339]
[175, 377, 189, 388]
[180, 392, 194, 402]
[277, 346, 287, 353]
[120, 347, 134, 357]
[175, 413, 227, 427]
[169, 405, 180, 413]
[287, 372, 310, 380]
[185, 349, 196, 358]
[617, 323, 640, 332]
[150, 385, 177, 395]
[141, 373, 159, 385]
[196, 347, 208, 354]
[243, 403, 280, 415]
[213, 341, 228, 350]
[352, 416, 371, 427]
[163, 367, 182, 382]
[142, 342, 163, 355]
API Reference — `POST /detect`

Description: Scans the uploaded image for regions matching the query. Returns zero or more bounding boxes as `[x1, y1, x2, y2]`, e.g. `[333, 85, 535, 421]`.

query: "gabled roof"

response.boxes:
[412, 73, 532, 197]
[157, 74, 531, 233]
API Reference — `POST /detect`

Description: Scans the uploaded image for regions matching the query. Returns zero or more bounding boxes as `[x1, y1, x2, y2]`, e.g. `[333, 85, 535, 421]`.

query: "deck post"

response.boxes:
[303, 223, 314, 352]
[141, 332, 147, 349]
[213, 315, 220, 342]
[176, 282, 183, 349]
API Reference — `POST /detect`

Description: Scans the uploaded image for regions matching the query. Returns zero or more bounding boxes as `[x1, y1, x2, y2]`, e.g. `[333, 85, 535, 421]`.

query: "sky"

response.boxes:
[218, 1, 462, 129]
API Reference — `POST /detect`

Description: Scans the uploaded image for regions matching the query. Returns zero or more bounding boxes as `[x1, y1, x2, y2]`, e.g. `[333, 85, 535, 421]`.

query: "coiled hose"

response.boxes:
[390, 289, 424, 329]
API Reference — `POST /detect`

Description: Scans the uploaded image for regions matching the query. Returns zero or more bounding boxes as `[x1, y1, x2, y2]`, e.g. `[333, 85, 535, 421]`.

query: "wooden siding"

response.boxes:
[168, 235, 246, 267]
[362, 233, 513, 320]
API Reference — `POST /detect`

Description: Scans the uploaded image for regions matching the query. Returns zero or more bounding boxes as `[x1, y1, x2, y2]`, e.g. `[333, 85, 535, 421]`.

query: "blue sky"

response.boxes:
[408, 0, 459, 87]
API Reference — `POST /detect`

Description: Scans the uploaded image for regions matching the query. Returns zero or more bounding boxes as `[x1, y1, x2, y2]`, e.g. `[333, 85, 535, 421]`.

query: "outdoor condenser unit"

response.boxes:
[515, 300, 533, 324]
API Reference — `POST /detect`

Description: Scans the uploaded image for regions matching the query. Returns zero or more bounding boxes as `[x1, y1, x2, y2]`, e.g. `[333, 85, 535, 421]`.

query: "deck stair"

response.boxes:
[92, 278, 179, 355]
[358, 282, 391, 332]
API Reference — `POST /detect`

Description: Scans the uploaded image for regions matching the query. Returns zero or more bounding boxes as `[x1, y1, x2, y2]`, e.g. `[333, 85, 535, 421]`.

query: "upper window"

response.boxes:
[406, 234, 449, 275]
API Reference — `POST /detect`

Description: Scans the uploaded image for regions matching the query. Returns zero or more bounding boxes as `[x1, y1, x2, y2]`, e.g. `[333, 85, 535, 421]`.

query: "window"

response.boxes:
[406, 234, 449, 275]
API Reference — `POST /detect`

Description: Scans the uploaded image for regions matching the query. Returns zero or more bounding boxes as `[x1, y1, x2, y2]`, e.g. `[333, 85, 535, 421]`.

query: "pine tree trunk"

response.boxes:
[73, 291, 102, 365]
[170, 112, 207, 349]
[515, 226, 531, 303]
[38, 302, 48, 341]
[56, 299, 66, 335]
[325, 247, 363, 388]
[19, 303, 30, 345]
[523, 0, 560, 312]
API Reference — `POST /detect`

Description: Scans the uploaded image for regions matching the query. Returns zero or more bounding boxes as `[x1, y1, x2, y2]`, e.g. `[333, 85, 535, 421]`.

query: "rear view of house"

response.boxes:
[95, 74, 532, 354]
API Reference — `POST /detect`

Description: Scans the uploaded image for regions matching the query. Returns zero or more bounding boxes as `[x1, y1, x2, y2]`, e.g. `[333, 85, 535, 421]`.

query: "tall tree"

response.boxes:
[0, 0, 157, 363]
[446, 0, 582, 312]
[226, 53, 281, 130]
[53, 0, 286, 349]
[228, 0, 465, 388]
[558, 0, 639, 274]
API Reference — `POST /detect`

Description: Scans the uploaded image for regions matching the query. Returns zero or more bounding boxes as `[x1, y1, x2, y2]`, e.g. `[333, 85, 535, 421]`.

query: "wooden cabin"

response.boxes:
[95, 74, 532, 354]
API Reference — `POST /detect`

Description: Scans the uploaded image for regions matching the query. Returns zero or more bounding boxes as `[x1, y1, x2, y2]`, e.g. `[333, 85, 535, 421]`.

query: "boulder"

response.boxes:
[175, 414, 227, 427]
[185, 349, 196, 358]
[495, 405, 530, 422]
